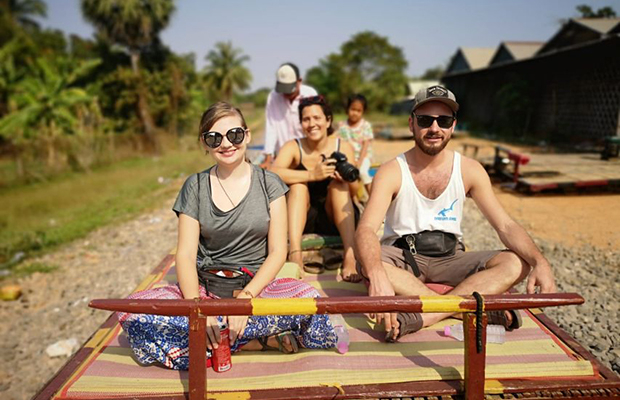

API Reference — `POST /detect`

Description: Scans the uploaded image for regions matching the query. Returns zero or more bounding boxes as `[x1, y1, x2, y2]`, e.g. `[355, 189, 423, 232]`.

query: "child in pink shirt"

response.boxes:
[337, 94, 374, 197]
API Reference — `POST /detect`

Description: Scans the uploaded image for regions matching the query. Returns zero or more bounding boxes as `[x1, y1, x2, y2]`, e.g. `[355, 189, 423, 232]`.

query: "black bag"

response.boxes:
[197, 266, 252, 298]
[393, 230, 459, 277]
[394, 230, 458, 257]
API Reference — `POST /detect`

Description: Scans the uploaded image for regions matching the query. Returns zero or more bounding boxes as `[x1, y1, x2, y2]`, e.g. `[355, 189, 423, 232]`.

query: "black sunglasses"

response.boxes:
[413, 114, 455, 129]
[201, 127, 247, 148]
[299, 95, 326, 106]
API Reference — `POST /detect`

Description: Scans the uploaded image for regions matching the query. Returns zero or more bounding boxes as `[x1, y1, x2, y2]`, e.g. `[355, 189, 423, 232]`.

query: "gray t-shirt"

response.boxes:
[173, 164, 288, 272]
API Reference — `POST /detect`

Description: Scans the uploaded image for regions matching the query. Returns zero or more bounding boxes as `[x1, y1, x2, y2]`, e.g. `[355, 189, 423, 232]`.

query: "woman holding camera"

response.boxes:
[271, 96, 360, 281]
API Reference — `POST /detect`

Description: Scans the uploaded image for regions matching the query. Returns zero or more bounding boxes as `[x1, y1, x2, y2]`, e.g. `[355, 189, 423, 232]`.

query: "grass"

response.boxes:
[0, 108, 266, 278]
[0, 137, 211, 276]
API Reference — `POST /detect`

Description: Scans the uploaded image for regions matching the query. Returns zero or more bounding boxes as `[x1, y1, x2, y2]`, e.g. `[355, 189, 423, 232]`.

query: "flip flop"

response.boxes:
[303, 261, 325, 274]
[320, 248, 343, 266]
[487, 309, 523, 331]
[324, 263, 340, 271]
[257, 332, 299, 354]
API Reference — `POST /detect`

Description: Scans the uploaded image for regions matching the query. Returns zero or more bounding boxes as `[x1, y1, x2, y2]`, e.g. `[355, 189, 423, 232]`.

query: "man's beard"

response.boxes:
[414, 133, 450, 156]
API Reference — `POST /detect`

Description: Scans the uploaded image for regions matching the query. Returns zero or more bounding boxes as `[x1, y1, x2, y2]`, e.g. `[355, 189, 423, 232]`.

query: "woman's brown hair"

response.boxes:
[198, 102, 248, 141]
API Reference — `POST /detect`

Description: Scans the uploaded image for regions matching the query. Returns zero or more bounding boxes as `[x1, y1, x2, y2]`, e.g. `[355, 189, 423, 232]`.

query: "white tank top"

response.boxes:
[381, 152, 465, 245]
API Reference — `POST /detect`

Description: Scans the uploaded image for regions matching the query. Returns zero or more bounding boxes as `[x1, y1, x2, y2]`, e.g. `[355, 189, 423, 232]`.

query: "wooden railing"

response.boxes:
[90, 293, 584, 400]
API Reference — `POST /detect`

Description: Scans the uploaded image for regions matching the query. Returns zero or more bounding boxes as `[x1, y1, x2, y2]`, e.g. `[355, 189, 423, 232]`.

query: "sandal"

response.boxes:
[258, 332, 299, 354]
[385, 312, 424, 343]
[320, 248, 343, 269]
[487, 309, 522, 331]
[303, 261, 325, 274]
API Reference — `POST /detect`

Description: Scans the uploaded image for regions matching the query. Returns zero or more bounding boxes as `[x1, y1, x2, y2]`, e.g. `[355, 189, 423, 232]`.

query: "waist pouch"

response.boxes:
[197, 266, 254, 298]
[393, 231, 458, 277]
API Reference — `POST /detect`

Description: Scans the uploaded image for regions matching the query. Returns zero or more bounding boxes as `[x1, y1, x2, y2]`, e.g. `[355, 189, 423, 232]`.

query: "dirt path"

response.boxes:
[2, 134, 618, 400]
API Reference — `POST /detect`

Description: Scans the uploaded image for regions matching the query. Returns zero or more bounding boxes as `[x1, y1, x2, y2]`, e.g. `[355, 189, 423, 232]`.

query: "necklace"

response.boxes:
[215, 166, 236, 208]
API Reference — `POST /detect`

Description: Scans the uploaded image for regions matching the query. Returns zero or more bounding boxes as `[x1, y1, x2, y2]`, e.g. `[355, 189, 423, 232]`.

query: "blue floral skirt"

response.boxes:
[118, 278, 336, 370]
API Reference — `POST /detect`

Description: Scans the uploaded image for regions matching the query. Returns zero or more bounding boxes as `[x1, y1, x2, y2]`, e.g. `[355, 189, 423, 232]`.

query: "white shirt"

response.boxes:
[382, 152, 466, 245]
[263, 84, 317, 156]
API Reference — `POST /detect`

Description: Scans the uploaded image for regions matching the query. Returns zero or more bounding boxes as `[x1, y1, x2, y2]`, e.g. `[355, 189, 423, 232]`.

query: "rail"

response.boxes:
[90, 293, 584, 400]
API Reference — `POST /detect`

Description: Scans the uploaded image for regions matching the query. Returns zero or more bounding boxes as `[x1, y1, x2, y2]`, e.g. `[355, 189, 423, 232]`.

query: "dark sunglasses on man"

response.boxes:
[201, 127, 247, 148]
[413, 114, 455, 129]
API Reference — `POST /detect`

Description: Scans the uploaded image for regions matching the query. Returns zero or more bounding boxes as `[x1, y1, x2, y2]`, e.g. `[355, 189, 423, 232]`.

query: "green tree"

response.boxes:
[576, 4, 616, 17]
[203, 41, 252, 102]
[420, 65, 444, 80]
[306, 31, 408, 112]
[0, 0, 47, 28]
[0, 57, 100, 173]
[0, 0, 47, 45]
[80, 0, 175, 151]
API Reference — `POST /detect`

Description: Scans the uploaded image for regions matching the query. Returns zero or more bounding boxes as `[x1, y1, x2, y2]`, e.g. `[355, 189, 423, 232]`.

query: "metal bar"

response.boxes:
[188, 306, 207, 400]
[89, 293, 584, 317]
[463, 312, 487, 400]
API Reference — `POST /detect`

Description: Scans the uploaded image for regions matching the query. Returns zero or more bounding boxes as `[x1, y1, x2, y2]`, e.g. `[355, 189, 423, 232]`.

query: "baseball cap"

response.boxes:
[275, 63, 300, 94]
[412, 85, 459, 113]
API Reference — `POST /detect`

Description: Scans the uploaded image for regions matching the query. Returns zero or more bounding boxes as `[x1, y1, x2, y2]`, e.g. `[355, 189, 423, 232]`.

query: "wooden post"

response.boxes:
[189, 305, 207, 400]
[463, 312, 487, 399]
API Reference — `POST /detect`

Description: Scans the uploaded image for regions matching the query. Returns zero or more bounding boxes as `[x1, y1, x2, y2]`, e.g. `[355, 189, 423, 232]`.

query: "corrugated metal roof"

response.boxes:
[460, 47, 495, 70]
[502, 42, 544, 60]
[574, 18, 620, 34]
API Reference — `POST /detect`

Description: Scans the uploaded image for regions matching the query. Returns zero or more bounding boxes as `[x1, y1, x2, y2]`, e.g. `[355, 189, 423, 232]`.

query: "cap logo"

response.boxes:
[427, 86, 448, 98]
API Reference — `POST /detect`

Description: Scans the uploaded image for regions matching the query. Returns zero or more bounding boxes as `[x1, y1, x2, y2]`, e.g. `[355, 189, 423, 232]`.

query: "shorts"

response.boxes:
[357, 244, 502, 287]
[359, 157, 372, 185]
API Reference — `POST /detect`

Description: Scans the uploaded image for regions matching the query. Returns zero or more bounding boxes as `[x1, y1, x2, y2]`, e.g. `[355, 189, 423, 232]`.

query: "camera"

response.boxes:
[328, 151, 360, 182]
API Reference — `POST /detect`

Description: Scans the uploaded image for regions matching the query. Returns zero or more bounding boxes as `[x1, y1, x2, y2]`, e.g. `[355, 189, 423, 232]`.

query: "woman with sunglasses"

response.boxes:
[270, 96, 361, 282]
[118, 102, 337, 370]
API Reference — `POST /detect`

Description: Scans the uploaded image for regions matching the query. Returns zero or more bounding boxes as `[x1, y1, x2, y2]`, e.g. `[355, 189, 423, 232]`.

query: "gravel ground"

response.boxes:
[1, 194, 618, 400]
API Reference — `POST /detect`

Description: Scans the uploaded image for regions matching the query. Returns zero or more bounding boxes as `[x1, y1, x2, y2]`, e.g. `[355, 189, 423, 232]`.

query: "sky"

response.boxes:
[37, 0, 617, 91]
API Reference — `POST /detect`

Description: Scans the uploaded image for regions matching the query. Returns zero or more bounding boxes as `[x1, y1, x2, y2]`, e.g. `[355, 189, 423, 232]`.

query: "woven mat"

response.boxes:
[57, 252, 594, 398]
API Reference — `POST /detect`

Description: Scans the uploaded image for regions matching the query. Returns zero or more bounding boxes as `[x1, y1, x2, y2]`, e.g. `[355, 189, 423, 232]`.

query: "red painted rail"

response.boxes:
[89, 293, 584, 316]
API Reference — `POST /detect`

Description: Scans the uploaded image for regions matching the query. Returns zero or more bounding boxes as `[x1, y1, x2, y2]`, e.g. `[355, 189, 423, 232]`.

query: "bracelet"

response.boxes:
[241, 289, 254, 298]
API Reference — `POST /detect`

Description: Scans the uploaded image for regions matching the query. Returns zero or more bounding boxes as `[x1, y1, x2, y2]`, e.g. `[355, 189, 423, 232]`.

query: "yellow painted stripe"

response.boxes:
[208, 392, 251, 400]
[170, 247, 177, 255]
[484, 379, 504, 394]
[251, 298, 317, 315]
[420, 295, 469, 312]
[84, 328, 111, 348]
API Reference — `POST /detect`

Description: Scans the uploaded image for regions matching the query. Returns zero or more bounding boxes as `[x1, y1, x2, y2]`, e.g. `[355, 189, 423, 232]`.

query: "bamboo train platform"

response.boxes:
[466, 144, 620, 194]
[34, 240, 620, 400]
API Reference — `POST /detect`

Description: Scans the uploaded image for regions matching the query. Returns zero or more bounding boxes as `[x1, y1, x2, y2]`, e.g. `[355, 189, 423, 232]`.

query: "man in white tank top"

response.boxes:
[354, 85, 556, 342]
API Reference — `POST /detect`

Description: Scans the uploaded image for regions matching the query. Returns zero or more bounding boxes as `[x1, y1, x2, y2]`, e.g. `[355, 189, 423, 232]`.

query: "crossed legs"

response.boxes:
[384, 251, 530, 329]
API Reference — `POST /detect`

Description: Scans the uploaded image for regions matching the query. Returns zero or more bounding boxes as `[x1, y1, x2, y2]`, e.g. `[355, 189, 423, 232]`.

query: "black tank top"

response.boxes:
[294, 138, 340, 206]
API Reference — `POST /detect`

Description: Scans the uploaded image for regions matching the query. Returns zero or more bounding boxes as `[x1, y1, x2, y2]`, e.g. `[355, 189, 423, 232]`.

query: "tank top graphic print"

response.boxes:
[381, 152, 465, 245]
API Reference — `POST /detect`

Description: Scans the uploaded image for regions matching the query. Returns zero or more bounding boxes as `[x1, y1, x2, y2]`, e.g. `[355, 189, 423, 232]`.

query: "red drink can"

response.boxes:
[212, 322, 232, 373]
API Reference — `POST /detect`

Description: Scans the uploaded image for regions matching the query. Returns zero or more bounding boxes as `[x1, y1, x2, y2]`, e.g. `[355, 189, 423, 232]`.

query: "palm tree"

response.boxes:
[0, 57, 100, 172]
[1, 0, 47, 29]
[80, 0, 175, 151]
[203, 42, 252, 102]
